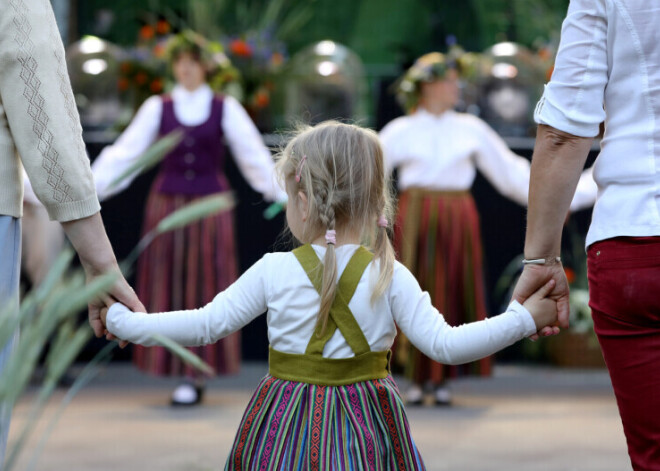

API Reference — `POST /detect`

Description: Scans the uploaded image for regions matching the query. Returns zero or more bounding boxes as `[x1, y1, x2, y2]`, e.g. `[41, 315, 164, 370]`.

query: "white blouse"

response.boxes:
[92, 84, 286, 202]
[107, 244, 538, 366]
[380, 108, 596, 211]
[534, 0, 660, 246]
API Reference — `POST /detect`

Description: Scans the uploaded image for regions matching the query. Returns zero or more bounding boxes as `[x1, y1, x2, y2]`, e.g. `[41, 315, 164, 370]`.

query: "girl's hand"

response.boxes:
[100, 304, 128, 346]
[100, 306, 109, 326]
[523, 279, 558, 331]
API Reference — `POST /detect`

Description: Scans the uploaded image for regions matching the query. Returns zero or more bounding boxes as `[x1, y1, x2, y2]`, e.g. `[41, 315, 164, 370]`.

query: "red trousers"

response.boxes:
[588, 236, 660, 471]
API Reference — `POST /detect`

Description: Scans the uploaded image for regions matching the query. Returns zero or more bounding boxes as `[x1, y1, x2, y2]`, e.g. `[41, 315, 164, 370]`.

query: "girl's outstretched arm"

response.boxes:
[390, 262, 539, 365]
[104, 256, 270, 346]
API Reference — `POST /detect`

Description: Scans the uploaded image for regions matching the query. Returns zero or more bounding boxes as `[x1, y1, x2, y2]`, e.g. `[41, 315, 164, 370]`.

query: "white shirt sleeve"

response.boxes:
[91, 96, 162, 201]
[471, 118, 531, 206]
[222, 96, 287, 202]
[534, 0, 608, 137]
[389, 263, 537, 364]
[379, 120, 405, 176]
[106, 256, 269, 346]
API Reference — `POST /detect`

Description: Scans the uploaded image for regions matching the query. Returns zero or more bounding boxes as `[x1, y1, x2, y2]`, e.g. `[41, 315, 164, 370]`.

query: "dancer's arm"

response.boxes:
[91, 97, 162, 201]
[222, 96, 287, 202]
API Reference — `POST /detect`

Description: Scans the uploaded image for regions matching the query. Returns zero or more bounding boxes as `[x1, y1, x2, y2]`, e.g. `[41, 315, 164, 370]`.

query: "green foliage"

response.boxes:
[0, 138, 235, 468]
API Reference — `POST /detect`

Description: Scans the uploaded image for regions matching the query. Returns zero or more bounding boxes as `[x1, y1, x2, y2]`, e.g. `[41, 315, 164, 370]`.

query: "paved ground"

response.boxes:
[6, 363, 631, 470]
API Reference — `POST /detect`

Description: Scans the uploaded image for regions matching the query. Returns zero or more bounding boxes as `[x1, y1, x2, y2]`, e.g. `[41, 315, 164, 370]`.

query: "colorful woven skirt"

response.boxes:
[133, 182, 240, 377]
[393, 189, 491, 383]
[225, 375, 426, 470]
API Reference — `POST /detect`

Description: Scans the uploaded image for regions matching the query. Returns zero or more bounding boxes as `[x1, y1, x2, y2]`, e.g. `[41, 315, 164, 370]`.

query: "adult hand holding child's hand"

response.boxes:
[522, 278, 559, 333]
[512, 263, 569, 339]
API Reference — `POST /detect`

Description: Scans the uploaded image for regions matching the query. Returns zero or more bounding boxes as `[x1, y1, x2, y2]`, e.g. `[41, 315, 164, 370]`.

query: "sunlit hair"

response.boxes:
[276, 121, 396, 335]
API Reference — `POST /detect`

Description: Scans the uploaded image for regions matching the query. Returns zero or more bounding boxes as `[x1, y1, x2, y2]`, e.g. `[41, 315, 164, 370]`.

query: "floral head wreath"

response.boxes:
[165, 30, 231, 71]
[395, 46, 481, 112]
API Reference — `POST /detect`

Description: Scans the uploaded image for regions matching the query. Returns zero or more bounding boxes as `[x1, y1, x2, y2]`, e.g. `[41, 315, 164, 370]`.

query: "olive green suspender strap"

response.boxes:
[292, 244, 374, 356]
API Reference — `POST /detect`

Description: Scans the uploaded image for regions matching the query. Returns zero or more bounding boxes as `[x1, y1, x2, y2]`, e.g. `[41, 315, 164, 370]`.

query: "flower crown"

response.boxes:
[395, 47, 482, 112]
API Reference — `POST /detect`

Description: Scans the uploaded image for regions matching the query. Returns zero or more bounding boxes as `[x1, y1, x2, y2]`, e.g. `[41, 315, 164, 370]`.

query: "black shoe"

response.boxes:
[170, 382, 204, 406]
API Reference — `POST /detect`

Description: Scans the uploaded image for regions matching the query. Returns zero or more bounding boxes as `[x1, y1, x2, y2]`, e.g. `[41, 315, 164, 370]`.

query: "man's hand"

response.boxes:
[61, 213, 144, 347]
[86, 266, 144, 348]
[512, 263, 570, 338]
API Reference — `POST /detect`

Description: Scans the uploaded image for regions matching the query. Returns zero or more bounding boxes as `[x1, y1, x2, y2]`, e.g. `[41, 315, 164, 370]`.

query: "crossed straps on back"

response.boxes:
[268, 244, 391, 386]
[293, 244, 374, 356]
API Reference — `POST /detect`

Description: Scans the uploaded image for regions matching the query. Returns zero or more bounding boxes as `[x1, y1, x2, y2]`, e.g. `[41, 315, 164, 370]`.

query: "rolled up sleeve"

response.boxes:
[534, 0, 608, 138]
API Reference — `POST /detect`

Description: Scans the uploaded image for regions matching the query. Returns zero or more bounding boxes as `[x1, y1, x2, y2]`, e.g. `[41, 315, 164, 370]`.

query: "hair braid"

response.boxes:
[316, 188, 338, 335]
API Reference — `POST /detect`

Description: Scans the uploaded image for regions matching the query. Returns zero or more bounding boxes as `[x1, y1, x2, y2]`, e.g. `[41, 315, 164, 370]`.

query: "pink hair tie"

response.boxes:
[325, 229, 336, 245]
[377, 215, 388, 228]
[295, 155, 307, 183]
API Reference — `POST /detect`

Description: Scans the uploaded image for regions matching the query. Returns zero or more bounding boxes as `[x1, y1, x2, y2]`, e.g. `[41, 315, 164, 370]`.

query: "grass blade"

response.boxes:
[155, 193, 235, 234]
[150, 334, 214, 376]
[105, 131, 182, 193]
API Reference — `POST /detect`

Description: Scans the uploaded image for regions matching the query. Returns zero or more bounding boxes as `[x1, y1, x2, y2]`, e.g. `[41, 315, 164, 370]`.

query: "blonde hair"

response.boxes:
[276, 121, 396, 335]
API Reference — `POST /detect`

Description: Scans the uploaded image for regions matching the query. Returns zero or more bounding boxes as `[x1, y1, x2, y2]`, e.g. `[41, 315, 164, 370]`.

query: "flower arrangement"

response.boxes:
[222, 28, 288, 118]
[116, 19, 170, 111]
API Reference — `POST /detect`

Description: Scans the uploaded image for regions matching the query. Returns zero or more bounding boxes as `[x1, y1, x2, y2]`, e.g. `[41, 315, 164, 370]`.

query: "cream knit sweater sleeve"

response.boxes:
[0, 0, 99, 221]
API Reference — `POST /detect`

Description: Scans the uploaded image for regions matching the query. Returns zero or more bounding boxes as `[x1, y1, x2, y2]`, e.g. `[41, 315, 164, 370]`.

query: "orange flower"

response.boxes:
[564, 267, 576, 284]
[153, 43, 166, 58]
[538, 47, 551, 61]
[150, 79, 163, 93]
[156, 20, 170, 35]
[545, 65, 554, 82]
[254, 89, 270, 108]
[117, 77, 130, 91]
[135, 72, 148, 85]
[229, 39, 252, 57]
[271, 52, 284, 67]
[120, 62, 132, 74]
[139, 25, 155, 41]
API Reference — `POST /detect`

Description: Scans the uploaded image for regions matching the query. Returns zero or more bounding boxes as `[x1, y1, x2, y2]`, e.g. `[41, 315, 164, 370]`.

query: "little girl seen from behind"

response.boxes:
[101, 121, 557, 470]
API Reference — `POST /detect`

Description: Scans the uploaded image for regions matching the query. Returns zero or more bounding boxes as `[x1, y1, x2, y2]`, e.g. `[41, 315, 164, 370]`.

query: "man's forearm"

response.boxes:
[524, 125, 593, 258]
[60, 212, 118, 275]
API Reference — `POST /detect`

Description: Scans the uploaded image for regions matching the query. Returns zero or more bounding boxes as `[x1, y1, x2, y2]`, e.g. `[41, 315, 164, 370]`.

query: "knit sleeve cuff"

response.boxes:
[45, 194, 101, 222]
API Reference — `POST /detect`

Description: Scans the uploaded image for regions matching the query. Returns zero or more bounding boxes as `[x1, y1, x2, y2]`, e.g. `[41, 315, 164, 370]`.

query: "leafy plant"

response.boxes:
[1, 143, 236, 470]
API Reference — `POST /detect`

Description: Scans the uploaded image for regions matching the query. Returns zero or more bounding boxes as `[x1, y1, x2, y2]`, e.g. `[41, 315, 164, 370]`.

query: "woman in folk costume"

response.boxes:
[101, 121, 559, 469]
[92, 32, 286, 405]
[380, 52, 596, 405]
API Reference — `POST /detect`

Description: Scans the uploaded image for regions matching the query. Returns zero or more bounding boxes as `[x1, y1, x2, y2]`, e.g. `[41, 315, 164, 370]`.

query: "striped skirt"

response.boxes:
[393, 189, 491, 383]
[133, 181, 241, 377]
[225, 375, 426, 470]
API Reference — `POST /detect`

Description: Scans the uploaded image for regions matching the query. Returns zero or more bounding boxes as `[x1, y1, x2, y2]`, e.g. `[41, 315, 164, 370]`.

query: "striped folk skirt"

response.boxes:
[225, 375, 426, 470]
[133, 184, 240, 377]
[393, 189, 491, 383]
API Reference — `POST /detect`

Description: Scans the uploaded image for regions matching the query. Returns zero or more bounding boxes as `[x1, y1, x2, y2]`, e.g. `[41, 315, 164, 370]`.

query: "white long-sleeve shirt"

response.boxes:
[380, 108, 596, 211]
[107, 244, 538, 366]
[535, 0, 660, 246]
[92, 84, 286, 202]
